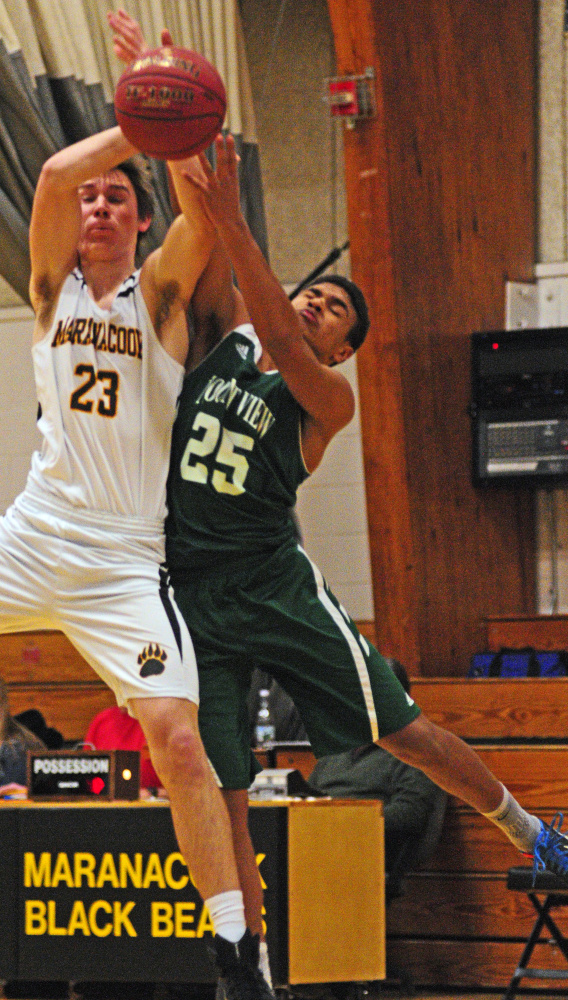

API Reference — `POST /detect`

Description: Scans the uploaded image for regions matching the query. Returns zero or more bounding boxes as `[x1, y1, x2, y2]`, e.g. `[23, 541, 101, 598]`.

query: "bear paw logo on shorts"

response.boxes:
[138, 643, 167, 677]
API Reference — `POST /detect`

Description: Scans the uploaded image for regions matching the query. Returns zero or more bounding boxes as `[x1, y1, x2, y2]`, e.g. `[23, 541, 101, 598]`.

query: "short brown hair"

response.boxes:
[117, 155, 155, 223]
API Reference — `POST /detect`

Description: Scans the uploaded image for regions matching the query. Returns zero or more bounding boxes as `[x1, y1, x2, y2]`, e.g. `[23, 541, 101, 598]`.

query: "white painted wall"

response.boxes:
[507, 267, 568, 615]
[295, 354, 374, 618]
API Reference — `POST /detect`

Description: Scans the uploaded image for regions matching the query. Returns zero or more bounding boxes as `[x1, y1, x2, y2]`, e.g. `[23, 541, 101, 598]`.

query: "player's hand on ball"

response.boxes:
[107, 7, 148, 64]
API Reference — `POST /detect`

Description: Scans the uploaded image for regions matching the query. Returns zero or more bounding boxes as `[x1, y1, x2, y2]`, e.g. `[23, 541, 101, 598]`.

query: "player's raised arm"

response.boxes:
[139, 157, 216, 367]
[29, 127, 136, 327]
[183, 134, 357, 446]
[108, 8, 218, 361]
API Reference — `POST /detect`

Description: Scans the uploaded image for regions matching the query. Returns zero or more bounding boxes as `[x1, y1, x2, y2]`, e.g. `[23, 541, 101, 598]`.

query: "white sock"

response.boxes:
[205, 890, 246, 943]
[259, 940, 273, 989]
[482, 784, 541, 853]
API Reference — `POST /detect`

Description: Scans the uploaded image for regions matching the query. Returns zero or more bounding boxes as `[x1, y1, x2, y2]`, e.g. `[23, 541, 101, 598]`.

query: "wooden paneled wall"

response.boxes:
[327, 0, 537, 675]
[3, 631, 114, 742]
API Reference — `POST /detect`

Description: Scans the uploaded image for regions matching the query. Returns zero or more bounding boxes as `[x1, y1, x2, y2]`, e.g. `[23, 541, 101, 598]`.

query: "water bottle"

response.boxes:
[254, 688, 276, 746]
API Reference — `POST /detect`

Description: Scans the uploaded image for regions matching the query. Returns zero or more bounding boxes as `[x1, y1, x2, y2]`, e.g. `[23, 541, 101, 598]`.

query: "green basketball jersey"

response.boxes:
[166, 326, 309, 574]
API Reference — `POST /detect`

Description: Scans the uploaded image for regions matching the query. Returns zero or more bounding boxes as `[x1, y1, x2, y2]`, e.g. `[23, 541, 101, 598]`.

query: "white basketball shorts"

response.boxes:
[0, 489, 199, 706]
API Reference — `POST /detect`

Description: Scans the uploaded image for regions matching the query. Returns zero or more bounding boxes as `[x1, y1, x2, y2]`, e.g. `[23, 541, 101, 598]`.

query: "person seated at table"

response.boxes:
[13, 708, 63, 749]
[0, 676, 46, 797]
[84, 705, 166, 797]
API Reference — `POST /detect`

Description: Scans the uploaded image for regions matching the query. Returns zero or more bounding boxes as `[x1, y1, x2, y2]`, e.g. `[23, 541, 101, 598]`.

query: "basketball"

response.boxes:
[114, 46, 226, 160]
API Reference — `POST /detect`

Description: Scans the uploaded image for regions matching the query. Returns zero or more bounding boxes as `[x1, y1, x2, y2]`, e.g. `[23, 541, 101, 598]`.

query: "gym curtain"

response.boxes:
[0, 0, 268, 302]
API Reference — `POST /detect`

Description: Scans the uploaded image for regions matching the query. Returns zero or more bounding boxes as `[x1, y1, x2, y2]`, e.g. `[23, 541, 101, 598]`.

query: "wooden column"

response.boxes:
[326, 0, 421, 668]
[327, 0, 537, 674]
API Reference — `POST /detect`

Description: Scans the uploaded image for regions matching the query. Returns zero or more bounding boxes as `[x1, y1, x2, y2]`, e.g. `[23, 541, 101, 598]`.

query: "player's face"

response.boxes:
[77, 170, 149, 261]
[292, 282, 357, 366]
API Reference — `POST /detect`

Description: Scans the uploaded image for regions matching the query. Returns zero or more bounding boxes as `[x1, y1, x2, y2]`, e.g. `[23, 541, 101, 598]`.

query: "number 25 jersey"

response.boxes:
[166, 325, 309, 574]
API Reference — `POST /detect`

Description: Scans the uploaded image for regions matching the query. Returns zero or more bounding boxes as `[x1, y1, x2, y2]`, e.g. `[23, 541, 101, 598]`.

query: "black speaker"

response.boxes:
[471, 327, 568, 484]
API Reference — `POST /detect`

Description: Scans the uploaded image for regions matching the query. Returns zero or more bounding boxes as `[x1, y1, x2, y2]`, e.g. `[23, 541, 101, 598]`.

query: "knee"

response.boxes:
[165, 724, 208, 780]
[146, 715, 208, 786]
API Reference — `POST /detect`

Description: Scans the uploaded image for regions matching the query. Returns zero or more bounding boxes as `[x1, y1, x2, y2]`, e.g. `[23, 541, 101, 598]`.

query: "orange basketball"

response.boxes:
[115, 46, 226, 159]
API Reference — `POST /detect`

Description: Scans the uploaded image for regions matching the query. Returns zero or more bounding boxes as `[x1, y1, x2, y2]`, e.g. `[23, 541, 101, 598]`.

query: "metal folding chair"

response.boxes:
[503, 866, 568, 999]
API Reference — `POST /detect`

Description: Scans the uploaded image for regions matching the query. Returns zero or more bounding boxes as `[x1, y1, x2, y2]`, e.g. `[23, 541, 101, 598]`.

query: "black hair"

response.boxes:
[312, 273, 370, 352]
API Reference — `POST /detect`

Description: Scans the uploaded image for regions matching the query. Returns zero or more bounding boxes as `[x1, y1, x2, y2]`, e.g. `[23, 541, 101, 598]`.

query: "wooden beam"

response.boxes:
[326, 0, 421, 668]
[327, 0, 537, 674]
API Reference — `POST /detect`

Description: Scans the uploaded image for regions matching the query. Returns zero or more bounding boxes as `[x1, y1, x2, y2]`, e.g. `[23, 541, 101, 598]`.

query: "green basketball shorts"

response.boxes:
[172, 541, 420, 789]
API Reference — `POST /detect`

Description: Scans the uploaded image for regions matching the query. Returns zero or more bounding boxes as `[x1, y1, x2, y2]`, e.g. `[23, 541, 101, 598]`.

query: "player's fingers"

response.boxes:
[180, 171, 207, 194]
[161, 29, 174, 46]
[224, 134, 238, 176]
[214, 133, 230, 172]
[113, 41, 134, 63]
[197, 151, 215, 177]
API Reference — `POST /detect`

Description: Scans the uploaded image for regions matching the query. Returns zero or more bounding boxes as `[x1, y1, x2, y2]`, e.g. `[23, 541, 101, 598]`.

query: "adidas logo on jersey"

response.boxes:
[236, 343, 249, 361]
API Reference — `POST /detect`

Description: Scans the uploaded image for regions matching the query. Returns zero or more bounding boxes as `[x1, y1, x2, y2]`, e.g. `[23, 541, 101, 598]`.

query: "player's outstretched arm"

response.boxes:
[187, 239, 249, 369]
[140, 156, 217, 357]
[107, 8, 173, 65]
[107, 9, 215, 361]
[29, 126, 137, 326]
[183, 134, 355, 445]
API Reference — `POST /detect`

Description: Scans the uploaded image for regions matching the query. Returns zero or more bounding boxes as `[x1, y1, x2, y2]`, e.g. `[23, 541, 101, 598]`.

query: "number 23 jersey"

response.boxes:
[26, 268, 184, 521]
[166, 325, 309, 574]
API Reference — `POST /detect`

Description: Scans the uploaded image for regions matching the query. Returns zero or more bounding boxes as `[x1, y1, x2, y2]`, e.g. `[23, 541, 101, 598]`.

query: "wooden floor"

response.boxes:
[5, 989, 566, 1000]
[0, 992, 522, 1000]
[272, 985, 567, 1000]
[276, 989, 557, 1000]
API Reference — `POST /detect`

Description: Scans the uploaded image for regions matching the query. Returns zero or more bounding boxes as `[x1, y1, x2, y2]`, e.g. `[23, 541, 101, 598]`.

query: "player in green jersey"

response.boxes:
[166, 136, 568, 981]
[108, 10, 568, 991]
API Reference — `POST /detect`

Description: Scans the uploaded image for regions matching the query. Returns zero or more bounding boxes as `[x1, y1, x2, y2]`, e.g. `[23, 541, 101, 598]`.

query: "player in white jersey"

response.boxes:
[0, 102, 273, 998]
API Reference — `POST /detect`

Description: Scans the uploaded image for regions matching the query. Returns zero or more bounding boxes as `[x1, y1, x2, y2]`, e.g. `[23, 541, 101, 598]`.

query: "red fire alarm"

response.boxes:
[326, 68, 376, 123]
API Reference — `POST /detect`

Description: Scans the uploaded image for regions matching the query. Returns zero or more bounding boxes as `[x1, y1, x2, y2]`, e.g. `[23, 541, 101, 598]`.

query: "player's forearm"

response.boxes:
[39, 127, 137, 194]
[216, 213, 305, 356]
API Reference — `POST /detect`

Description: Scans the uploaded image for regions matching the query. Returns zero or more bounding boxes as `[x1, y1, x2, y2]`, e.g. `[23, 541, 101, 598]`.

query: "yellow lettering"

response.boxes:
[196, 904, 214, 938]
[151, 901, 173, 937]
[96, 853, 120, 888]
[114, 901, 137, 937]
[67, 900, 91, 936]
[143, 853, 166, 889]
[25, 900, 46, 935]
[74, 853, 96, 888]
[25, 852, 51, 888]
[120, 852, 142, 888]
[164, 853, 189, 890]
[73, 318, 87, 343]
[51, 853, 74, 888]
[174, 902, 196, 938]
[48, 899, 67, 935]
[256, 853, 267, 891]
[89, 900, 113, 937]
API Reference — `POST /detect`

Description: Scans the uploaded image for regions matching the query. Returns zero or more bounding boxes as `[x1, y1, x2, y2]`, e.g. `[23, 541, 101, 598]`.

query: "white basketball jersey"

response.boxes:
[25, 268, 184, 520]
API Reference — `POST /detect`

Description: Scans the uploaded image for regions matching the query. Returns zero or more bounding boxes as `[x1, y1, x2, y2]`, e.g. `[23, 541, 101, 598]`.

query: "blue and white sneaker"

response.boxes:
[532, 813, 568, 881]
